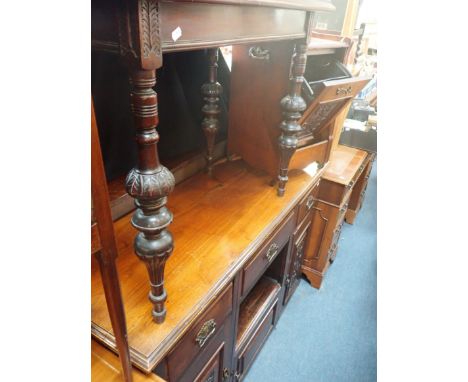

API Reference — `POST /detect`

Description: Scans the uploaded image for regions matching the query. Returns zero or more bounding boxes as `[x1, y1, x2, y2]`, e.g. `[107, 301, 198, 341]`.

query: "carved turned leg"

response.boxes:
[125, 69, 175, 324]
[201, 48, 223, 176]
[277, 44, 308, 196]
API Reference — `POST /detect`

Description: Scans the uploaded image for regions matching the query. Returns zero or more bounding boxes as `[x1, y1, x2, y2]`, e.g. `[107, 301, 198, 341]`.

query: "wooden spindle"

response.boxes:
[277, 43, 307, 196]
[125, 69, 175, 324]
[201, 48, 223, 176]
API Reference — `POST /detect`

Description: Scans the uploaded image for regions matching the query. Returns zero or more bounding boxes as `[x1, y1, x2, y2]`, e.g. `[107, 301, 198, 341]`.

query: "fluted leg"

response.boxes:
[277, 44, 308, 196]
[125, 69, 175, 324]
[201, 48, 223, 176]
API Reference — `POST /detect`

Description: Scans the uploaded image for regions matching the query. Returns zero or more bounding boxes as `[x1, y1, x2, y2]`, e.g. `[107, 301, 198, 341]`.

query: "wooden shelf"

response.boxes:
[92, 340, 165, 382]
[92, 159, 322, 372]
[236, 276, 280, 350]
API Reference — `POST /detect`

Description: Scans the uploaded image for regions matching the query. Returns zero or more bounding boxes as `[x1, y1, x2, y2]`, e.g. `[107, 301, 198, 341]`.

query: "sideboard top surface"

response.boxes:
[91, 160, 323, 372]
[322, 145, 368, 185]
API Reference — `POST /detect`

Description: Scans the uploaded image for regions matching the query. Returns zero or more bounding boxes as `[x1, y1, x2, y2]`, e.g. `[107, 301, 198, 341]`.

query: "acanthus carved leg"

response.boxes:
[125, 69, 175, 324]
[277, 44, 308, 197]
[201, 48, 223, 176]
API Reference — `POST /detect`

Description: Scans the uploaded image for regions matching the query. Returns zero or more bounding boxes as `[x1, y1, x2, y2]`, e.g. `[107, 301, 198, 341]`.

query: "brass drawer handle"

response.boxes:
[359, 164, 364, 172]
[195, 319, 216, 348]
[346, 180, 355, 189]
[265, 242, 279, 262]
[336, 86, 352, 96]
[249, 46, 270, 61]
[306, 195, 314, 210]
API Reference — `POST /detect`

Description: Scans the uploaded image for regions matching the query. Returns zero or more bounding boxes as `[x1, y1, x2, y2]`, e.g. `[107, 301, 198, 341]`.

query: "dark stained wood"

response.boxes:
[228, 40, 294, 178]
[236, 276, 280, 350]
[92, 101, 134, 382]
[240, 211, 295, 298]
[277, 43, 308, 196]
[92, 159, 324, 372]
[92, 1, 334, 54]
[166, 283, 233, 382]
[228, 39, 369, 197]
[160, 2, 308, 52]
[125, 68, 176, 324]
[201, 48, 223, 176]
[235, 299, 278, 379]
[284, 216, 311, 303]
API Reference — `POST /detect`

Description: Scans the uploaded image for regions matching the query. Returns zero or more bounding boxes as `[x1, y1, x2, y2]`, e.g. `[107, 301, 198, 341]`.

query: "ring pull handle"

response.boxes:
[249, 46, 270, 61]
[196, 319, 216, 348]
[265, 242, 279, 262]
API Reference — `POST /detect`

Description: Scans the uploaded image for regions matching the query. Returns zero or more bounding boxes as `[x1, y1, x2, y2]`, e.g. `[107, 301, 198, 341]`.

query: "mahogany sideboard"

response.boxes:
[92, 0, 340, 327]
[91, 1, 373, 381]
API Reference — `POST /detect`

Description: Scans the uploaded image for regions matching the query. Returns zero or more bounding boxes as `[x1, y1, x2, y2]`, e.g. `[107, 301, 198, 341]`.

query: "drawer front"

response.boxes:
[241, 212, 295, 298]
[193, 343, 224, 382]
[296, 180, 320, 227]
[236, 300, 277, 380]
[168, 283, 233, 381]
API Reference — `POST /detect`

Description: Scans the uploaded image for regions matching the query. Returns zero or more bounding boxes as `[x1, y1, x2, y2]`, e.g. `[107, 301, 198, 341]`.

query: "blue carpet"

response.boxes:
[244, 162, 377, 382]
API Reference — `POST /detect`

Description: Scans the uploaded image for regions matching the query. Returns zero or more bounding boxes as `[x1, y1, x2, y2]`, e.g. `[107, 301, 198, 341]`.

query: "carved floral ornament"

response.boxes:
[140, 0, 161, 58]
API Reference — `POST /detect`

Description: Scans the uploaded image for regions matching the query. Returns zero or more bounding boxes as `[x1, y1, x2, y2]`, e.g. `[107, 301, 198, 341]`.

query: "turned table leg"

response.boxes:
[201, 48, 223, 176]
[125, 69, 175, 324]
[277, 44, 307, 196]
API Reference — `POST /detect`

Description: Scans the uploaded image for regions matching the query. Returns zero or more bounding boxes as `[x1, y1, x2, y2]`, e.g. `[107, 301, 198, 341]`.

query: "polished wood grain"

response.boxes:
[92, 159, 323, 372]
[321, 145, 367, 186]
[92, 340, 166, 382]
[92, 101, 134, 382]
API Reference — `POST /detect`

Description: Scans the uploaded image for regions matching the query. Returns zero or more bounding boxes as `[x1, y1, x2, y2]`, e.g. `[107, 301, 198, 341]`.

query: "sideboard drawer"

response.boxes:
[236, 299, 278, 380]
[296, 180, 320, 227]
[241, 212, 295, 299]
[167, 283, 233, 381]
